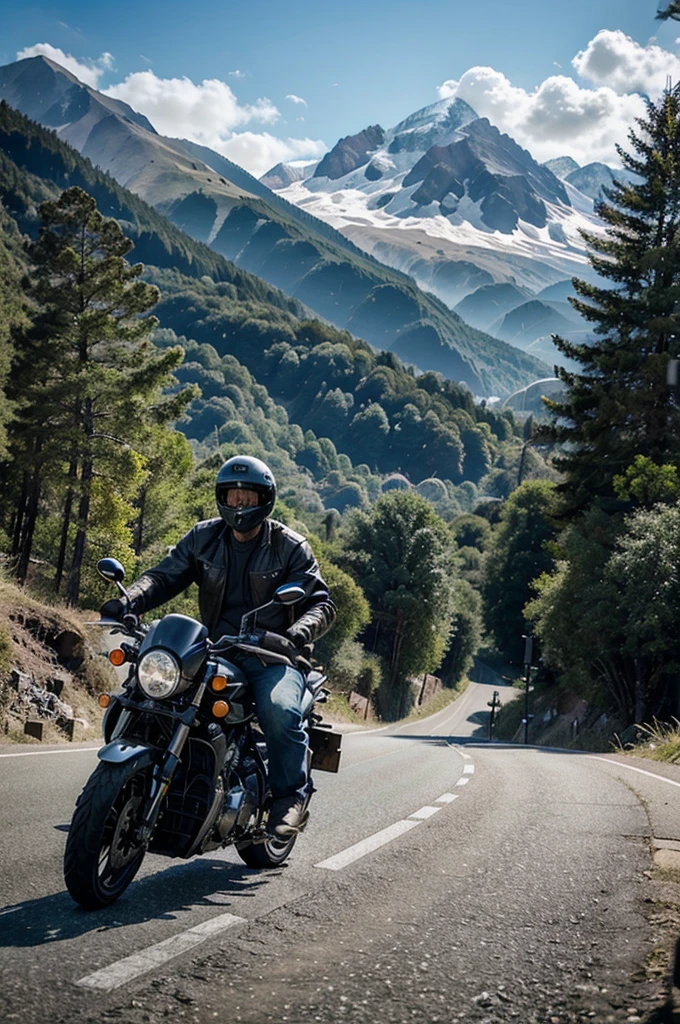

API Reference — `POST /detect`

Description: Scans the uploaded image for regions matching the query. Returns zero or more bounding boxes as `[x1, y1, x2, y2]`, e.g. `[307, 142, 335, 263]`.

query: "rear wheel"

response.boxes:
[235, 790, 310, 869]
[235, 830, 299, 868]
[64, 760, 150, 909]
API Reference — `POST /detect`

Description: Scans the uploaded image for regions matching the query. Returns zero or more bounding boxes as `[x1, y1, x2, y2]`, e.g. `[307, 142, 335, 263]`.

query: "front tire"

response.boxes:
[64, 760, 150, 909]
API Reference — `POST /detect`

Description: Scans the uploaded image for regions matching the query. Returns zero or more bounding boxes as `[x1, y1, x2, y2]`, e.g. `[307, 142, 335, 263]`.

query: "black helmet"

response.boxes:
[216, 455, 276, 532]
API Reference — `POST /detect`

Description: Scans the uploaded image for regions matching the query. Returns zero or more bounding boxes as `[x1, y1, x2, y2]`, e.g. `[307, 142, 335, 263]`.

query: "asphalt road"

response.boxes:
[1, 673, 680, 1023]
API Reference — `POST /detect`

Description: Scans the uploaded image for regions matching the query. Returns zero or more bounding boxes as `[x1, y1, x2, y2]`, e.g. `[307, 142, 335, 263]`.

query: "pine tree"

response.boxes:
[7, 187, 197, 602]
[657, 2, 680, 20]
[542, 86, 680, 512]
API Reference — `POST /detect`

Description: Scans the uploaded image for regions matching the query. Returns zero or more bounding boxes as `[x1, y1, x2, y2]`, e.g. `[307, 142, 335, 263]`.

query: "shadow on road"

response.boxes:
[0, 853, 270, 948]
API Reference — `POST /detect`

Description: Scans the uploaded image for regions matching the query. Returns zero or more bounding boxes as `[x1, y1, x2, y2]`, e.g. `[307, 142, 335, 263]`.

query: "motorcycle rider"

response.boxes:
[100, 455, 335, 837]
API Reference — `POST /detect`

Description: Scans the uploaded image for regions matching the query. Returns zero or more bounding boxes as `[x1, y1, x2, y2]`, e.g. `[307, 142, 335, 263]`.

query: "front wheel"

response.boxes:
[64, 760, 150, 909]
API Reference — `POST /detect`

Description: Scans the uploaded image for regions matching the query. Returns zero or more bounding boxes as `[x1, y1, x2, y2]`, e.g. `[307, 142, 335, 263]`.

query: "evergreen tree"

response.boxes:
[542, 86, 680, 512]
[481, 480, 558, 663]
[340, 491, 457, 719]
[657, 2, 680, 20]
[7, 187, 197, 602]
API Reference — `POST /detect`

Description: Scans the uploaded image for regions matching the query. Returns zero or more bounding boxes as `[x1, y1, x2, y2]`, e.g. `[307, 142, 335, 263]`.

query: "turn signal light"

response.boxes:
[98, 693, 111, 708]
[211, 675, 228, 692]
[109, 649, 126, 667]
[212, 700, 230, 718]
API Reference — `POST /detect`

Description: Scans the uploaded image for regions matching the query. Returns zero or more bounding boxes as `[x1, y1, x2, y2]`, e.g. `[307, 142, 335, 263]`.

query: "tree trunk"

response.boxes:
[15, 465, 41, 584]
[66, 461, 92, 607]
[54, 482, 75, 594]
[133, 485, 147, 557]
[11, 471, 28, 558]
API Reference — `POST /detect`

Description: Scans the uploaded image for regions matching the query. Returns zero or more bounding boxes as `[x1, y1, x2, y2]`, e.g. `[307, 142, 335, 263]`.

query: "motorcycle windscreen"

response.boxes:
[139, 613, 208, 677]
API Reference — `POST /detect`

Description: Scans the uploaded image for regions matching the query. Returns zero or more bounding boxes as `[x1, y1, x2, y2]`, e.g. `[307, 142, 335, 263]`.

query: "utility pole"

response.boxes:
[522, 634, 533, 745]
[487, 690, 501, 740]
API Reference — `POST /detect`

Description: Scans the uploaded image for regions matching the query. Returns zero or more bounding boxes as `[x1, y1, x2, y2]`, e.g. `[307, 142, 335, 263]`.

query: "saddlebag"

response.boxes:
[309, 725, 342, 773]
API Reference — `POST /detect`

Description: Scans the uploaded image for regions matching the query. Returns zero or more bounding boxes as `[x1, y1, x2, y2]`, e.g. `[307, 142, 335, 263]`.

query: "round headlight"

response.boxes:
[137, 650, 181, 699]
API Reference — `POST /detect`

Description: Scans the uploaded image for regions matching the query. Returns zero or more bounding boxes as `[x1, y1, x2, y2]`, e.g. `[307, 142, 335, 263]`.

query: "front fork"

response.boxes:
[137, 681, 208, 843]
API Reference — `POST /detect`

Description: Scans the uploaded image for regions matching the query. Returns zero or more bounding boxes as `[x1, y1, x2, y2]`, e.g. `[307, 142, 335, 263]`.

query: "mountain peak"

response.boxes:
[314, 124, 385, 180]
[543, 155, 581, 179]
[0, 55, 158, 137]
[386, 96, 478, 155]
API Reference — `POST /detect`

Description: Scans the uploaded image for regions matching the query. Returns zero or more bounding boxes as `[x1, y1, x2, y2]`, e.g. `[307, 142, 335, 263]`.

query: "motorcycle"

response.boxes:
[64, 557, 342, 910]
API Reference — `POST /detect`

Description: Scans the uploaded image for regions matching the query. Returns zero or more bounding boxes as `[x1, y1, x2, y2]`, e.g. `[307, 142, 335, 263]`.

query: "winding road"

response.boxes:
[1, 671, 679, 1023]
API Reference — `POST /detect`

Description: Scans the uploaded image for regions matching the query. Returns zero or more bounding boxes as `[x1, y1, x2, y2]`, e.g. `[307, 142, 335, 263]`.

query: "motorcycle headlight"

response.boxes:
[137, 650, 181, 699]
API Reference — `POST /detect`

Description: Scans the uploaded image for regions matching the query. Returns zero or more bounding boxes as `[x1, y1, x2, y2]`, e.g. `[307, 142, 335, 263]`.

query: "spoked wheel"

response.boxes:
[64, 760, 150, 909]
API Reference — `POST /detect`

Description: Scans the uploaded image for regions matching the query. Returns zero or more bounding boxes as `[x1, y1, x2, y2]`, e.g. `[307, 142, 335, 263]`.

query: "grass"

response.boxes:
[626, 719, 680, 763]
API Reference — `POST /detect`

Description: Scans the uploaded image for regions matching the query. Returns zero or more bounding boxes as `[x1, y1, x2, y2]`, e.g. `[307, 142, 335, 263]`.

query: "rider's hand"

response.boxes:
[286, 625, 311, 650]
[256, 630, 297, 657]
[100, 598, 127, 622]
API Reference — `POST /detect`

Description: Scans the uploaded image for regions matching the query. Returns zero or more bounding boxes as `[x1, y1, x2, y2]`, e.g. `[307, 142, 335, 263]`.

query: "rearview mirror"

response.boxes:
[274, 584, 306, 606]
[97, 558, 126, 584]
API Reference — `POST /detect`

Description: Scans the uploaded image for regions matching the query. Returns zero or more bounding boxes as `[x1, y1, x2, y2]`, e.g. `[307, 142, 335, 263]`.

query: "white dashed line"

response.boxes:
[315, 819, 421, 871]
[409, 806, 442, 820]
[76, 913, 245, 991]
[317, 757, 474, 871]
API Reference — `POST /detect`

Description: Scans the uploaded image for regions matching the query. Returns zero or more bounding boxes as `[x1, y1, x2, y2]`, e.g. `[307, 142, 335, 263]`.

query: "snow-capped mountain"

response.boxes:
[266, 98, 605, 333]
[0, 54, 553, 395]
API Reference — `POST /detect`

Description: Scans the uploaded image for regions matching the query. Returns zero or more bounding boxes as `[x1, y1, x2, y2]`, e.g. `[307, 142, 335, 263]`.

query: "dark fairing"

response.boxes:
[139, 613, 209, 677]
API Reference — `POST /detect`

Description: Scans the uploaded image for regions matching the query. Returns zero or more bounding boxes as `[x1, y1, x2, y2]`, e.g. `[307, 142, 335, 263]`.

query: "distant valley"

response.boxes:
[264, 98, 631, 370]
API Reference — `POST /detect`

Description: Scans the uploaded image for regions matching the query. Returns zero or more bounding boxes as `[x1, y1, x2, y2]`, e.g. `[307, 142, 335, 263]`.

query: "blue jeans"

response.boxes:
[237, 655, 309, 801]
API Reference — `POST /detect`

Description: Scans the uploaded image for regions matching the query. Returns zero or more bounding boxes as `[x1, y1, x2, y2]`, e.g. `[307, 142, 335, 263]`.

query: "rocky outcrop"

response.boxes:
[314, 125, 385, 180]
[403, 119, 569, 232]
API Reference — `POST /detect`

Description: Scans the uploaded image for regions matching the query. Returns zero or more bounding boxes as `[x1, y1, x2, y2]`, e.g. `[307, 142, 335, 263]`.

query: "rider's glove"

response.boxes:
[286, 624, 312, 650]
[256, 630, 297, 657]
[100, 599, 139, 630]
[100, 598, 127, 622]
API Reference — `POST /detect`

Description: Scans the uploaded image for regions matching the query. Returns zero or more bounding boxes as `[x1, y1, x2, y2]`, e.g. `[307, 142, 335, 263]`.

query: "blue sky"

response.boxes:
[2, 1, 678, 175]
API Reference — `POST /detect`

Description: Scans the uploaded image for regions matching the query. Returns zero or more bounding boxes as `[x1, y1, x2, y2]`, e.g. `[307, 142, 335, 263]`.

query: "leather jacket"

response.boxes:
[125, 518, 336, 643]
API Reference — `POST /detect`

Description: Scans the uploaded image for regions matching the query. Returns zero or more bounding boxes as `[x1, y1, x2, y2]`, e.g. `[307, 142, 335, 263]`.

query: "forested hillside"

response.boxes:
[0, 105, 548, 718]
[0, 86, 551, 396]
[0, 102, 530, 507]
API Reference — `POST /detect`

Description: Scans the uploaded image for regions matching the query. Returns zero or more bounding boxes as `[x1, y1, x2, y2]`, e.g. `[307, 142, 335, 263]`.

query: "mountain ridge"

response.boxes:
[0, 55, 551, 395]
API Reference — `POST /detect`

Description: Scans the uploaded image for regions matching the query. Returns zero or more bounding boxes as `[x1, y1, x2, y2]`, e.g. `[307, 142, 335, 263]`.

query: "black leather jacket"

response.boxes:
[125, 518, 335, 643]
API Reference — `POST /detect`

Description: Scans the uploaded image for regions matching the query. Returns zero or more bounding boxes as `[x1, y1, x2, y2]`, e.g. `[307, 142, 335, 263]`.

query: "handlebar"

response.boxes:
[96, 619, 304, 667]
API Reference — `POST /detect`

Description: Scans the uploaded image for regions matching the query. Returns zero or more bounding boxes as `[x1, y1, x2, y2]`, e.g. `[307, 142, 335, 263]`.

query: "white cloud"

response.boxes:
[437, 62, 647, 166]
[103, 70, 325, 176]
[572, 29, 680, 96]
[228, 69, 247, 79]
[16, 43, 113, 88]
[211, 132, 327, 177]
[104, 70, 279, 135]
[286, 93, 308, 106]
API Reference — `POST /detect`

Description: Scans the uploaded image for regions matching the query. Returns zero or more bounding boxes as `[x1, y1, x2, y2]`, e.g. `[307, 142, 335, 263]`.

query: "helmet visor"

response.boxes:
[216, 484, 265, 509]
